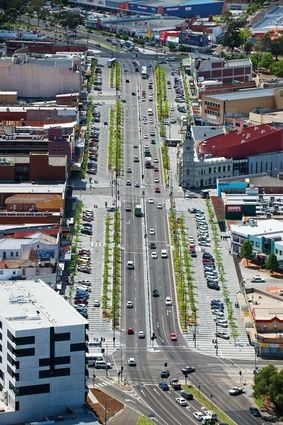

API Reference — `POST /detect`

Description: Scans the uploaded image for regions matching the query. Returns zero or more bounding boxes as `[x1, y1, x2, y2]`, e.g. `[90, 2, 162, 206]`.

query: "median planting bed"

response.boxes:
[169, 210, 196, 330]
[102, 211, 121, 325]
[181, 66, 192, 124]
[108, 99, 123, 173]
[206, 199, 239, 338]
[110, 62, 121, 90]
[161, 143, 170, 184]
[155, 65, 169, 138]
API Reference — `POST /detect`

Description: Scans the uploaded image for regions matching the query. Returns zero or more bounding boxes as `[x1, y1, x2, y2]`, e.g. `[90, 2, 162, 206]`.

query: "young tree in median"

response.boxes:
[240, 239, 253, 265]
[265, 252, 278, 274]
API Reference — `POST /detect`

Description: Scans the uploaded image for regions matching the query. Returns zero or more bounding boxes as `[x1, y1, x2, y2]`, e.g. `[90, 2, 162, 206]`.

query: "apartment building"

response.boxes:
[0, 279, 88, 424]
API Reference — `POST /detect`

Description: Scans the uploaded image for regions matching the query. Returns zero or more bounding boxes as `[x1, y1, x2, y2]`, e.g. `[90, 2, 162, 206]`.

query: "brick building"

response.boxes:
[0, 153, 67, 183]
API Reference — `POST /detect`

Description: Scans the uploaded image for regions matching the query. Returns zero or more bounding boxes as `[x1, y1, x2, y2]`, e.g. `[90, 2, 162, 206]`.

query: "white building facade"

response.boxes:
[0, 280, 87, 424]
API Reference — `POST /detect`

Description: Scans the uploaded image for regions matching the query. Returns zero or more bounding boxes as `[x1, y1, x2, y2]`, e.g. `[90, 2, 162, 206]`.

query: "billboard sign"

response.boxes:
[118, 2, 128, 10]
[227, 205, 242, 212]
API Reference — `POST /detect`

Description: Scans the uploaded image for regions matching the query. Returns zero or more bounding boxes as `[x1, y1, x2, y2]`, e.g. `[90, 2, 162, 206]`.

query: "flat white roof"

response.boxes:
[0, 183, 65, 194]
[231, 219, 283, 237]
[0, 279, 87, 331]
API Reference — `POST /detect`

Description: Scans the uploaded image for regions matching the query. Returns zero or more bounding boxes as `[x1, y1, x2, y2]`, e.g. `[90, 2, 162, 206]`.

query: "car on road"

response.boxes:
[251, 275, 266, 283]
[165, 296, 172, 306]
[170, 379, 181, 390]
[154, 177, 159, 183]
[229, 387, 244, 396]
[93, 300, 100, 307]
[144, 134, 148, 139]
[157, 203, 163, 209]
[151, 139, 156, 144]
[148, 198, 154, 204]
[176, 397, 188, 407]
[159, 382, 169, 391]
[216, 319, 228, 328]
[182, 366, 195, 374]
[138, 330, 145, 339]
[126, 301, 133, 308]
[155, 187, 161, 193]
[150, 131, 155, 136]
[126, 180, 132, 186]
[133, 156, 139, 162]
[135, 182, 140, 188]
[170, 332, 177, 341]
[128, 358, 136, 366]
[132, 91, 136, 95]
[125, 206, 132, 212]
[127, 167, 132, 173]
[180, 390, 193, 400]
[149, 229, 155, 235]
[249, 407, 261, 417]
[153, 158, 159, 163]
[127, 327, 134, 335]
[161, 249, 168, 258]
[152, 289, 159, 297]
[127, 261, 134, 270]
[216, 331, 230, 339]
[193, 412, 203, 421]
[160, 370, 170, 378]
[149, 242, 156, 249]
[151, 252, 158, 259]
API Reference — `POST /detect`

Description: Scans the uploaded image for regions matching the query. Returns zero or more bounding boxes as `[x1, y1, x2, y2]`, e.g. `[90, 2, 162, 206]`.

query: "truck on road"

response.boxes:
[134, 205, 142, 217]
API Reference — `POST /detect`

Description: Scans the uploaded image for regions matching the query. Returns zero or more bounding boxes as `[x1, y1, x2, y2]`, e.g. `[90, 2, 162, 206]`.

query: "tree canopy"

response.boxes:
[253, 366, 283, 414]
[240, 240, 253, 265]
[265, 253, 278, 273]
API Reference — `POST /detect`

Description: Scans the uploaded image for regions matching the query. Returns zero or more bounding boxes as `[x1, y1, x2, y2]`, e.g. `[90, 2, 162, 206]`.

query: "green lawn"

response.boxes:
[184, 385, 237, 425]
[136, 416, 154, 424]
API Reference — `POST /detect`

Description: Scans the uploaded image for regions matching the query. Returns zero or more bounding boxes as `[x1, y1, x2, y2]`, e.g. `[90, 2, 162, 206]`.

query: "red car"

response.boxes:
[127, 327, 134, 335]
[74, 298, 88, 305]
[170, 332, 177, 341]
[155, 187, 161, 193]
[154, 167, 159, 172]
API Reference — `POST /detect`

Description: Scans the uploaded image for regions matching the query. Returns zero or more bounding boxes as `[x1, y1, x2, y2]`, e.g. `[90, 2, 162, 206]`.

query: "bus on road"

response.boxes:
[141, 66, 148, 79]
[134, 205, 142, 217]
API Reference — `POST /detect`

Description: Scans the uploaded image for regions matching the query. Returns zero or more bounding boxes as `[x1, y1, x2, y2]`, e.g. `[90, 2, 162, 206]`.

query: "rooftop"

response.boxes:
[0, 183, 65, 194]
[205, 88, 274, 101]
[231, 219, 283, 237]
[251, 5, 283, 34]
[191, 125, 226, 142]
[0, 279, 87, 330]
[218, 173, 283, 188]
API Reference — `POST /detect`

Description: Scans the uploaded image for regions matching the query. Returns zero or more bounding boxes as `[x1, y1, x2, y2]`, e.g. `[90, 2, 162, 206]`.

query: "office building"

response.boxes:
[0, 279, 88, 425]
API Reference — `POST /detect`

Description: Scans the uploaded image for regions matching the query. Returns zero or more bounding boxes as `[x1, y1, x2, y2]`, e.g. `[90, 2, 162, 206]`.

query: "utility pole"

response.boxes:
[194, 321, 197, 348]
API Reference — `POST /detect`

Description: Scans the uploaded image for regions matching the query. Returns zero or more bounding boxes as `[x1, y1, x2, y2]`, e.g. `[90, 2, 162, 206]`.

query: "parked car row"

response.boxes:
[171, 66, 185, 104]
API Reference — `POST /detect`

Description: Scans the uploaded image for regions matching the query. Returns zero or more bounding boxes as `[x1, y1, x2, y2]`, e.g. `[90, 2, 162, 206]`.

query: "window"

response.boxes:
[15, 336, 35, 346]
[54, 332, 70, 342]
[228, 165, 230, 171]
[280, 250, 282, 256]
[10, 252, 14, 258]
[223, 166, 225, 172]
[15, 252, 18, 257]
[209, 167, 211, 173]
[70, 342, 86, 352]
[0, 271, 3, 275]
[39, 356, 70, 367]
[16, 348, 35, 357]
[15, 384, 50, 396]
[39, 368, 70, 379]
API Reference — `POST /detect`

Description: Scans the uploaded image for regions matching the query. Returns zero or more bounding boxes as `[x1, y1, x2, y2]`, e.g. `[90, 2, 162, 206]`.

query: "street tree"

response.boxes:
[265, 253, 278, 274]
[270, 59, 283, 77]
[240, 27, 251, 47]
[56, 10, 84, 34]
[223, 22, 242, 57]
[253, 366, 283, 414]
[259, 51, 274, 69]
[270, 36, 283, 61]
[240, 240, 253, 265]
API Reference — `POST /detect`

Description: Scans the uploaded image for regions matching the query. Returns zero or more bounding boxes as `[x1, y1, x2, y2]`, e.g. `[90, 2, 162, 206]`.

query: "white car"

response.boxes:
[148, 198, 154, 204]
[193, 412, 203, 421]
[251, 275, 266, 283]
[188, 237, 195, 243]
[144, 134, 148, 139]
[153, 158, 159, 163]
[151, 252, 158, 259]
[149, 229, 155, 235]
[127, 261, 134, 270]
[126, 301, 133, 308]
[161, 249, 168, 258]
[154, 177, 159, 183]
[165, 296, 172, 306]
[176, 397, 188, 407]
[138, 330, 145, 339]
[128, 357, 136, 366]
[93, 300, 100, 307]
[157, 203, 163, 209]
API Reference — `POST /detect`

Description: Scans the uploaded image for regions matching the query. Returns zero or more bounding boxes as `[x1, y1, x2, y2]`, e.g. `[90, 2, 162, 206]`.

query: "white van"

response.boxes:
[127, 261, 134, 269]
[86, 352, 104, 367]
[147, 108, 153, 116]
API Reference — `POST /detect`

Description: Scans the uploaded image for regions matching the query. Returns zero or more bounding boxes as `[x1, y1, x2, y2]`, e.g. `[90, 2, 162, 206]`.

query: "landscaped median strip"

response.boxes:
[81, 96, 93, 178]
[102, 211, 121, 326]
[169, 209, 196, 330]
[155, 65, 169, 138]
[184, 385, 237, 425]
[108, 99, 123, 173]
[161, 142, 170, 185]
[206, 199, 239, 338]
[180, 65, 193, 124]
[109, 61, 121, 90]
